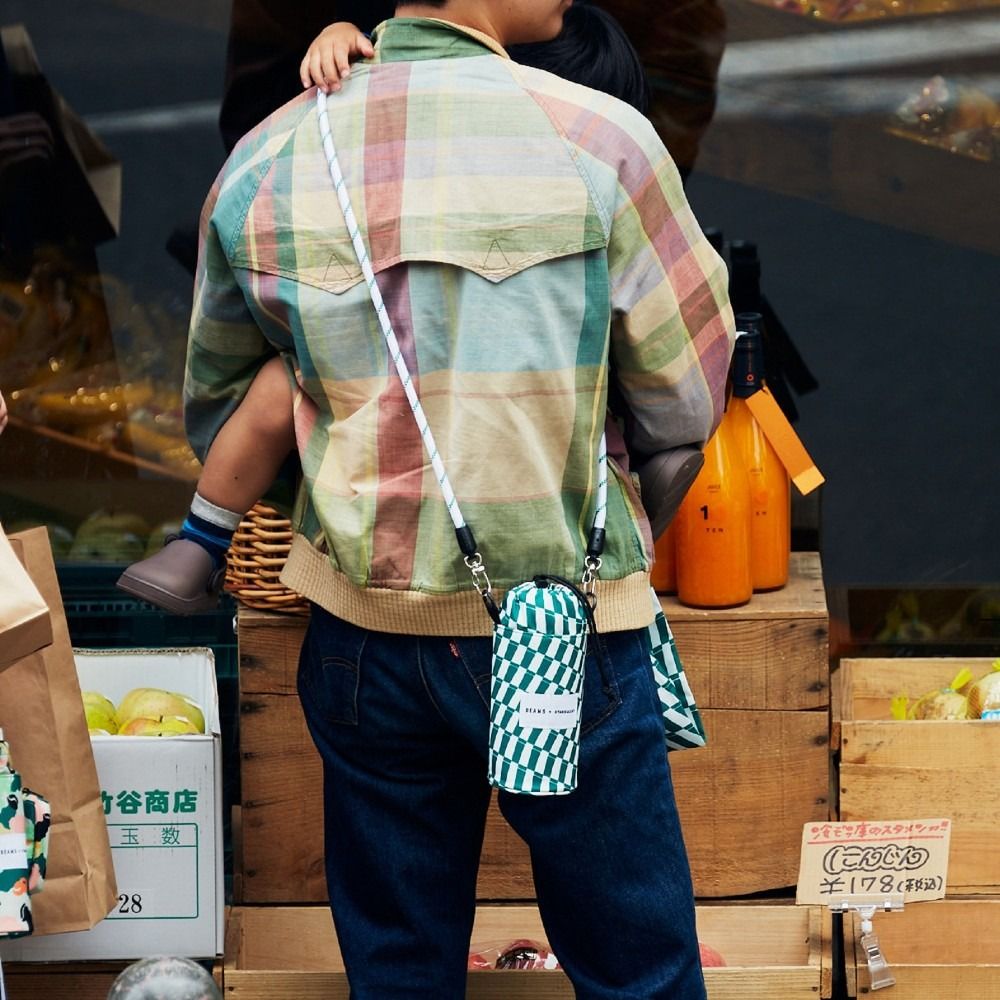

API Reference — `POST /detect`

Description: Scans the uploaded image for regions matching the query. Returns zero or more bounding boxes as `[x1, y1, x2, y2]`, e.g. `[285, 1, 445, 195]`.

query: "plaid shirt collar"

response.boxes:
[370, 17, 511, 63]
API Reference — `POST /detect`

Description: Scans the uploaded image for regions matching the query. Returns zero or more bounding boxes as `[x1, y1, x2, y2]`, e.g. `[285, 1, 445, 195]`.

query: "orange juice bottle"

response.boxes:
[674, 409, 752, 608]
[730, 313, 791, 591]
[650, 521, 677, 594]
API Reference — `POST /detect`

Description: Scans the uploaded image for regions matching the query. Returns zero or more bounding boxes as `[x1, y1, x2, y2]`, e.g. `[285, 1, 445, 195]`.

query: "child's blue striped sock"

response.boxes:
[178, 493, 243, 569]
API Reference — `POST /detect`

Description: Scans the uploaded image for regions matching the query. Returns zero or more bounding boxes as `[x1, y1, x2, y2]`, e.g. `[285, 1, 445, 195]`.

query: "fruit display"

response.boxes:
[0, 252, 199, 479]
[868, 589, 1000, 644]
[82, 686, 207, 737]
[892, 667, 972, 720]
[467, 938, 726, 970]
[468, 939, 559, 971]
[0, 252, 114, 392]
[755, 0, 997, 21]
[966, 661, 1000, 719]
[891, 660, 1000, 720]
[9, 510, 183, 564]
[66, 508, 150, 564]
[890, 76, 1000, 163]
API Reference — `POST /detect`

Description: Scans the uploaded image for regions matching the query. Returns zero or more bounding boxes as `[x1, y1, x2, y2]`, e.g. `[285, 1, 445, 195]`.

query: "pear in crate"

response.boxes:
[119, 716, 201, 737]
[117, 688, 205, 733]
[82, 691, 118, 734]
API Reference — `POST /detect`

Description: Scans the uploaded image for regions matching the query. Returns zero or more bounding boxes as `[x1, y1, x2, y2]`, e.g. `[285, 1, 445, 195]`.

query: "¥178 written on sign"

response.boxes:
[796, 818, 951, 905]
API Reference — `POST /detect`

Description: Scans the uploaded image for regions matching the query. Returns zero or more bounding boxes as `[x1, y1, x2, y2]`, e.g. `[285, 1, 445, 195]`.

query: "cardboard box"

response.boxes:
[223, 903, 832, 999]
[1, 648, 223, 960]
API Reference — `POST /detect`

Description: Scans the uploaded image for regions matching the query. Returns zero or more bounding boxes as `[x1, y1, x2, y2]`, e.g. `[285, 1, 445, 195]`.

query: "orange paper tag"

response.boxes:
[745, 388, 824, 495]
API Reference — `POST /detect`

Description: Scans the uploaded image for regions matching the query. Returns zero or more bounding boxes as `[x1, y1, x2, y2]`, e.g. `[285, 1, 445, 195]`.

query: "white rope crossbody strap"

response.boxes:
[316, 89, 605, 601]
[317, 93, 464, 535]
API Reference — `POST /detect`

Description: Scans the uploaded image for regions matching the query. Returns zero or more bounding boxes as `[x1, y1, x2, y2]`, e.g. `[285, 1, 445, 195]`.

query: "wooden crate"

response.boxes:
[667, 551, 830, 896]
[0, 960, 222, 999]
[662, 551, 829, 711]
[223, 903, 832, 999]
[672, 707, 829, 896]
[238, 553, 829, 901]
[238, 609, 533, 902]
[838, 657, 1000, 894]
[846, 898, 1000, 998]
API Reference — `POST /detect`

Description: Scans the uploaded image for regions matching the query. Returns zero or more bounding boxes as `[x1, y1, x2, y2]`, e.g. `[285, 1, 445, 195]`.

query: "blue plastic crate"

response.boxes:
[58, 564, 238, 675]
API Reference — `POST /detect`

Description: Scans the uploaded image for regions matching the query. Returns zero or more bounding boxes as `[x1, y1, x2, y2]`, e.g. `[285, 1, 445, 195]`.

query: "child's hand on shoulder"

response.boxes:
[300, 22, 374, 94]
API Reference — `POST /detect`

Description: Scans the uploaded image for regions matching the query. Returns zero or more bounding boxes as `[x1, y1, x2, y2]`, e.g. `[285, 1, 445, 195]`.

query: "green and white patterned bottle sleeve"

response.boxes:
[489, 582, 588, 795]
[646, 588, 707, 751]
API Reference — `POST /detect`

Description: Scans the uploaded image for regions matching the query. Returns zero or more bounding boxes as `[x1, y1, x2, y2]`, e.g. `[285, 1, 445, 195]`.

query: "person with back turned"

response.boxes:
[178, 2, 734, 996]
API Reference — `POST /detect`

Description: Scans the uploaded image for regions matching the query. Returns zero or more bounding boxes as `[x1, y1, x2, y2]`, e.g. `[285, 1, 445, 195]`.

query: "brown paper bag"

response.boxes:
[0, 525, 52, 671]
[0, 528, 117, 934]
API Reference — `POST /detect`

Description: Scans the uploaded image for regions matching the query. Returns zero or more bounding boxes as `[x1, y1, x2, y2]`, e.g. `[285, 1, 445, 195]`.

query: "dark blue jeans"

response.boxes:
[297, 605, 706, 1000]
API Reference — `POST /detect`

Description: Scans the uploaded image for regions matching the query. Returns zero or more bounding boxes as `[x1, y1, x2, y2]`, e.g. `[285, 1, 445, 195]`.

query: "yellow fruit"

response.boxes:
[119, 715, 200, 737]
[155, 716, 201, 736]
[117, 689, 205, 734]
[75, 509, 150, 542]
[82, 690, 117, 717]
[82, 691, 119, 734]
[86, 708, 119, 735]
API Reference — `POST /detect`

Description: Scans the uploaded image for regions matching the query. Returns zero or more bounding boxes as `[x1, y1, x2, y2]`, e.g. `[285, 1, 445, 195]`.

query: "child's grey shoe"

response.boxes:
[636, 446, 705, 542]
[116, 538, 225, 615]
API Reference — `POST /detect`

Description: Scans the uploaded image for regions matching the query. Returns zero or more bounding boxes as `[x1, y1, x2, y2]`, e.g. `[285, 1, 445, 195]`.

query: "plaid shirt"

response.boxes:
[185, 17, 735, 636]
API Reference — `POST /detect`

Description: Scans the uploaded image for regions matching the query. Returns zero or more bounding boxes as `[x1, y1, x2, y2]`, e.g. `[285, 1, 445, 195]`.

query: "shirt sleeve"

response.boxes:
[606, 117, 735, 459]
[183, 174, 276, 463]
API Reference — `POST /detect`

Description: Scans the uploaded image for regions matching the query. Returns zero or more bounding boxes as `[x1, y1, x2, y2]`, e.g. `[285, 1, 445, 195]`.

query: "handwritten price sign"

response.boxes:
[796, 819, 951, 905]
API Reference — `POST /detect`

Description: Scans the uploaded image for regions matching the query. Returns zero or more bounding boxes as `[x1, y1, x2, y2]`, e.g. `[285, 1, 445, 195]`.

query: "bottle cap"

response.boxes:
[732, 313, 765, 398]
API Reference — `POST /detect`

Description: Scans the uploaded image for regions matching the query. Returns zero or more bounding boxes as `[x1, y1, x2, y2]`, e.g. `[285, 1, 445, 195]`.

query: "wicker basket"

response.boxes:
[224, 502, 310, 615]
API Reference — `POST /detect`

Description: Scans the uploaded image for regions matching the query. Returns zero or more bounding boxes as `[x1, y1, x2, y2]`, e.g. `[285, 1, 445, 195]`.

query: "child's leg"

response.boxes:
[117, 357, 296, 614]
[174, 356, 296, 566]
[196, 356, 296, 516]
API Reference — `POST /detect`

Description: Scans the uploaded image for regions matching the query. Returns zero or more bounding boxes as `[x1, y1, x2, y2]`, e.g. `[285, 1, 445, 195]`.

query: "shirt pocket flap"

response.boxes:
[232, 178, 608, 293]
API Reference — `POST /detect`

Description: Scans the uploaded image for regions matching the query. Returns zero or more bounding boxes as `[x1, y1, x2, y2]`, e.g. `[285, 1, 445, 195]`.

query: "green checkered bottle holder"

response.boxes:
[489, 580, 590, 795]
[645, 589, 707, 751]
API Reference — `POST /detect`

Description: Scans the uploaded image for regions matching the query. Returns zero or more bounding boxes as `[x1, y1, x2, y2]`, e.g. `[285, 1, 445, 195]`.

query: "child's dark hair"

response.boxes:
[509, 2, 650, 115]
